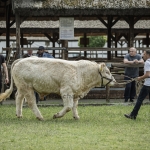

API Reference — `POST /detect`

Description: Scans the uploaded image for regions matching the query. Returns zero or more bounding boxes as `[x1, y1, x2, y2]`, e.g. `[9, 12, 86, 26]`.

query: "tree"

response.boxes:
[78, 36, 106, 47]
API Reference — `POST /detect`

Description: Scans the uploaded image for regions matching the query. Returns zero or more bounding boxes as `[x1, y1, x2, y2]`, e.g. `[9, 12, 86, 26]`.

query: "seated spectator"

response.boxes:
[23, 49, 33, 58]
[37, 46, 54, 58]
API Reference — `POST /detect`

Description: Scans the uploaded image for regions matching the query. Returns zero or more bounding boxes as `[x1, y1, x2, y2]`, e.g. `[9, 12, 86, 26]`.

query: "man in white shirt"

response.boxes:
[124, 49, 150, 120]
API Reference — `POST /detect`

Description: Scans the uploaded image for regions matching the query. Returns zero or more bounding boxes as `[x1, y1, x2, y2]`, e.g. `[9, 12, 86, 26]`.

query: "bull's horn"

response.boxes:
[99, 63, 105, 71]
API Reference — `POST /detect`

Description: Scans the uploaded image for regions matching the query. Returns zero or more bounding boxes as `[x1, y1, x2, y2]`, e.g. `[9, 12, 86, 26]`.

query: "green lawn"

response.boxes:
[0, 104, 150, 150]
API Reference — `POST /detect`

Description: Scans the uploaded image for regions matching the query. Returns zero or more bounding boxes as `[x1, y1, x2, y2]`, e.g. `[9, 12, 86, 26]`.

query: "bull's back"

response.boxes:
[12, 58, 99, 94]
[12, 58, 79, 93]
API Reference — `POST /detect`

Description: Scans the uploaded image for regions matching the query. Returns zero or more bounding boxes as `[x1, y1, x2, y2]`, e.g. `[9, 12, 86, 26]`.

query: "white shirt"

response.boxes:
[144, 58, 150, 86]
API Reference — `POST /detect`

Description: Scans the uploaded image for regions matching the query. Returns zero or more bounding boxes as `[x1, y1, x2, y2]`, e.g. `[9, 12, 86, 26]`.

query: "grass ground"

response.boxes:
[0, 104, 150, 150]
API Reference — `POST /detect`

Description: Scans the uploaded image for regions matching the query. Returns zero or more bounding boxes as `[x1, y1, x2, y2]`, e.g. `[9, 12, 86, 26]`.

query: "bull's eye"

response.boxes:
[106, 72, 110, 74]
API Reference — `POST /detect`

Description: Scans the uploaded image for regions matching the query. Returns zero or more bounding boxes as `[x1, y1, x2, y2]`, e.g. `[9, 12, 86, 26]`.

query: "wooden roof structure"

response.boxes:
[12, 0, 150, 16]
[1, 0, 150, 60]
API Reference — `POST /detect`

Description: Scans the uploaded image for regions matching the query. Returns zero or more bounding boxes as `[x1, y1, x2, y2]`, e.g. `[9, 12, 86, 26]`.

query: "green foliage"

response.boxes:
[79, 36, 106, 47]
[0, 105, 150, 150]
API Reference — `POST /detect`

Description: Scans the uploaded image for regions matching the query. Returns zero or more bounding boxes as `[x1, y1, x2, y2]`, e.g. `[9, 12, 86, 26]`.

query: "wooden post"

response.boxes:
[146, 33, 149, 47]
[52, 32, 57, 58]
[52, 41, 55, 57]
[106, 65, 110, 102]
[106, 85, 110, 102]
[15, 14, 21, 59]
[21, 33, 24, 56]
[107, 16, 113, 60]
[6, 3, 11, 60]
[115, 33, 118, 57]
[62, 40, 68, 60]
[128, 16, 134, 47]
[83, 33, 87, 58]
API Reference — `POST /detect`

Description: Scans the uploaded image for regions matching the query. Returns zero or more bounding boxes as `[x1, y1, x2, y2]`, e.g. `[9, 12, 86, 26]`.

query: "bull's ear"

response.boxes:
[99, 63, 106, 72]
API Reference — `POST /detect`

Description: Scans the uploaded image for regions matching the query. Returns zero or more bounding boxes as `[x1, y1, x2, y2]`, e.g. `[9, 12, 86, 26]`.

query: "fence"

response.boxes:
[2, 47, 145, 101]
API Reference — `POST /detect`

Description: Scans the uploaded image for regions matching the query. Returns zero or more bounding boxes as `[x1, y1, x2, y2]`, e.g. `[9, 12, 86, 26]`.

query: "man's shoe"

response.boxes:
[129, 99, 134, 102]
[124, 114, 136, 120]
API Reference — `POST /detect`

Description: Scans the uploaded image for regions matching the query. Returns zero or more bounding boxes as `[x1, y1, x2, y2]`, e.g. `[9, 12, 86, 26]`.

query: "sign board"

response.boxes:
[80, 37, 89, 45]
[59, 17, 74, 40]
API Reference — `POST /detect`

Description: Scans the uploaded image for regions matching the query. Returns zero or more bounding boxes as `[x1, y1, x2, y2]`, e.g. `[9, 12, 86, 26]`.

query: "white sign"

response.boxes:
[59, 17, 74, 40]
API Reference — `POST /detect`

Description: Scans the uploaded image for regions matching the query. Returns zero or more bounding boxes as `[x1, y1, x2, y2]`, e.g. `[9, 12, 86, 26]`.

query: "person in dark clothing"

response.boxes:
[123, 47, 144, 102]
[36, 46, 54, 58]
[0, 54, 9, 104]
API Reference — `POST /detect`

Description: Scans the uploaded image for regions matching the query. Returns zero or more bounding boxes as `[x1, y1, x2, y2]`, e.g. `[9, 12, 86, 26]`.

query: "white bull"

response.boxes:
[0, 58, 116, 120]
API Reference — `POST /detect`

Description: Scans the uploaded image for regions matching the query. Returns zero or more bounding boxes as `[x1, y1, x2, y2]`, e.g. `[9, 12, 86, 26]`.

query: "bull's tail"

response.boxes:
[0, 59, 22, 102]
[0, 81, 13, 102]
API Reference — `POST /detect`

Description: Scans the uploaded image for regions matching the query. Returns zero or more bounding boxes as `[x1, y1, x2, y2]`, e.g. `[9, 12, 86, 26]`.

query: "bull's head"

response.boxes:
[98, 63, 116, 86]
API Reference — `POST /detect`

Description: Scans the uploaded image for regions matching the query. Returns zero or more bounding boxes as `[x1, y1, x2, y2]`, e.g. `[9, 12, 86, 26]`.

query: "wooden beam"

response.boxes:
[107, 16, 113, 60]
[122, 16, 129, 24]
[15, 14, 21, 58]
[111, 34, 115, 42]
[1, 28, 150, 35]
[9, 19, 15, 27]
[134, 33, 139, 38]
[146, 33, 149, 47]
[134, 16, 142, 24]
[115, 33, 118, 57]
[97, 16, 108, 28]
[3, 47, 149, 52]
[111, 16, 121, 27]
[44, 33, 53, 42]
[83, 33, 87, 57]
[123, 33, 128, 41]
[20, 16, 28, 25]
[6, 3, 11, 59]
[128, 16, 134, 47]
[117, 33, 123, 42]
[111, 63, 144, 68]
[6, 0, 11, 5]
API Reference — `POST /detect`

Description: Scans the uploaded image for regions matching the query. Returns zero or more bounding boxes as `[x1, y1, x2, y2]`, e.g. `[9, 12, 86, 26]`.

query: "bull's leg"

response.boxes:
[72, 99, 80, 120]
[53, 89, 73, 119]
[16, 91, 24, 118]
[25, 90, 44, 120]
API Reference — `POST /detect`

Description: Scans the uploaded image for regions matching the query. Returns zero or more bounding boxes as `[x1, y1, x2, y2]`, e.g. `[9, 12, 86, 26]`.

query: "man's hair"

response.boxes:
[145, 49, 150, 55]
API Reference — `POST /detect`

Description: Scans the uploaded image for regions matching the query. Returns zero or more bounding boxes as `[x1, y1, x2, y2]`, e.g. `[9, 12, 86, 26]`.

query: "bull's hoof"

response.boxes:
[36, 117, 44, 121]
[66, 108, 71, 112]
[53, 113, 62, 119]
[53, 113, 59, 119]
[73, 116, 80, 120]
[17, 116, 23, 118]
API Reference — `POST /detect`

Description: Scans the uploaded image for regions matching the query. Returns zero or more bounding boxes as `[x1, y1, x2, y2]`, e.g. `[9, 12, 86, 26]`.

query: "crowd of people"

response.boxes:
[1, 46, 150, 120]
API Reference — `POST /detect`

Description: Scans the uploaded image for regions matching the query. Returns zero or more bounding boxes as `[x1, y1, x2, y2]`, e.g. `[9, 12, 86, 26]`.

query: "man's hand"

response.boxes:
[137, 77, 142, 81]
[133, 59, 139, 64]
[5, 77, 9, 84]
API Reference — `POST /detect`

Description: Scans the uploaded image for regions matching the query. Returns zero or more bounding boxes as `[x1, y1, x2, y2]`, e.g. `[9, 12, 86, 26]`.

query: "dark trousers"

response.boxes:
[0, 73, 2, 105]
[35, 92, 39, 104]
[131, 85, 150, 117]
[35, 92, 46, 104]
[0, 73, 2, 93]
[124, 77, 136, 100]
